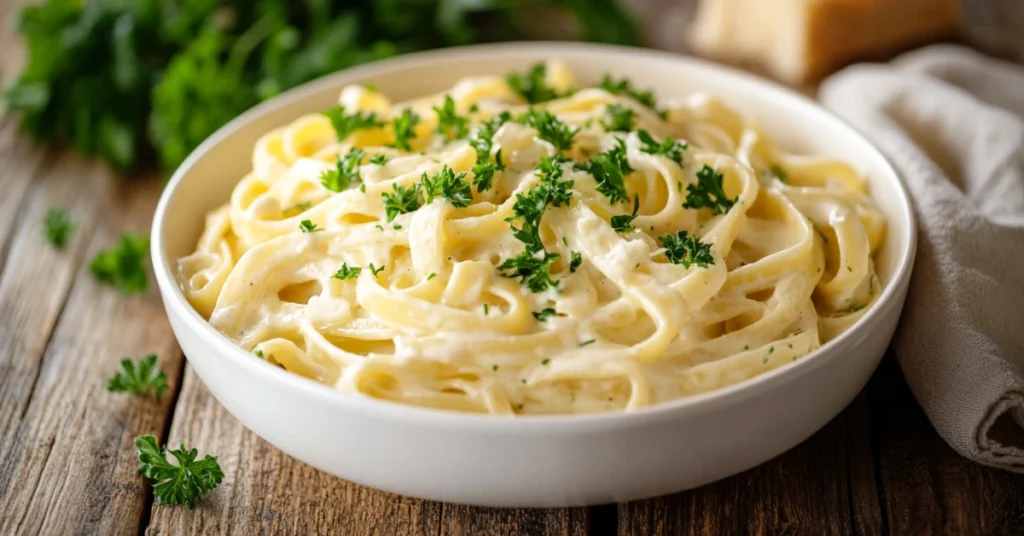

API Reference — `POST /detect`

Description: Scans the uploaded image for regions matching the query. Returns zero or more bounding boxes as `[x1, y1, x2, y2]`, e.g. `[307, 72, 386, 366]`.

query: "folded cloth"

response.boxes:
[820, 45, 1024, 472]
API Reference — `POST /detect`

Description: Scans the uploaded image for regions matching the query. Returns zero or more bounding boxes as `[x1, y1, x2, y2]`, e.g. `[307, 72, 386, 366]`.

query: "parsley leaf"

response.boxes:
[433, 95, 468, 140]
[283, 202, 313, 216]
[368, 263, 385, 276]
[658, 231, 714, 268]
[422, 165, 472, 208]
[136, 435, 223, 509]
[600, 104, 634, 132]
[498, 250, 560, 293]
[299, 220, 322, 233]
[770, 163, 788, 183]
[637, 129, 686, 165]
[44, 207, 74, 249]
[684, 165, 736, 215]
[610, 194, 640, 232]
[506, 63, 566, 103]
[320, 148, 364, 192]
[535, 154, 574, 207]
[107, 354, 168, 398]
[505, 155, 573, 253]
[599, 75, 659, 113]
[333, 263, 362, 280]
[518, 109, 579, 152]
[323, 106, 384, 141]
[381, 183, 422, 221]
[533, 308, 559, 321]
[471, 149, 504, 192]
[90, 234, 149, 294]
[390, 109, 420, 151]
[370, 153, 390, 165]
[575, 137, 633, 204]
[470, 112, 511, 163]
[570, 251, 583, 272]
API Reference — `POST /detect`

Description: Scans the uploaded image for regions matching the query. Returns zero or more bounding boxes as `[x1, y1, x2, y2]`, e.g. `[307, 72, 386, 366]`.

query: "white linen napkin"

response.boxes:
[819, 45, 1024, 472]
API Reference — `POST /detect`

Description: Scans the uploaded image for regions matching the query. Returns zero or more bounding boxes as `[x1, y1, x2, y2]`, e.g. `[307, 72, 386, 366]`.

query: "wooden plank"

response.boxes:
[440, 504, 588, 536]
[0, 171, 182, 535]
[147, 368, 444, 535]
[868, 355, 1024, 534]
[0, 120, 49, 275]
[618, 394, 883, 536]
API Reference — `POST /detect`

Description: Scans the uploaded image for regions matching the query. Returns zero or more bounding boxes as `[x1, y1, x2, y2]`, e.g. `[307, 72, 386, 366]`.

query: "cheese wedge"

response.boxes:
[689, 0, 962, 83]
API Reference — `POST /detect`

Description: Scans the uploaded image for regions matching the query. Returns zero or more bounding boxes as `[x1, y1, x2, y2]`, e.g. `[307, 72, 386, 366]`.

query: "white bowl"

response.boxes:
[152, 42, 916, 508]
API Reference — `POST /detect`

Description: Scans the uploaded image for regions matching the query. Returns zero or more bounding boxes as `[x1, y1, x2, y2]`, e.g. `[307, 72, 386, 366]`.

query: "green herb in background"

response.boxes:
[136, 435, 224, 509]
[90, 233, 149, 293]
[43, 207, 74, 248]
[5, 0, 638, 175]
[108, 354, 169, 398]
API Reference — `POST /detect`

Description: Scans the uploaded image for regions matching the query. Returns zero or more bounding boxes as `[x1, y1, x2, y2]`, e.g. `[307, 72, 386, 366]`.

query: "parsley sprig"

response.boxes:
[472, 150, 505, 192]
[136, 435, 224, 509]
[107, 354, 168, 398]
[601, 104, 634, 132]
[637, 129, 686, 165]
[684, 165, 736, 215]
[333, 263, 362, 280]
[44, 207, 74, 249]
[575, 137, 633, 204]
[299, 220, 322, 233]
[469, 112, 511, 191]
[323, 106, 384, 141]
[390, 109, 420, 151]
[90, 234, 149, 294]
[569, 251, 583, 272]
[658, 231, 714, 268]
[533, 308, 559, 321]
[599, 75, 660, 114]
[506, 63, 567, 104]
[610, 194, 640, 232]
[422, 165, 473, 208]
[381, 183, 423, 221]
[433, 95, 469, 140]
[498, 251, 561, 293]
[320, 148, 364, 192]
[370, 153, 390, 165]
[518, 109, 579, 152]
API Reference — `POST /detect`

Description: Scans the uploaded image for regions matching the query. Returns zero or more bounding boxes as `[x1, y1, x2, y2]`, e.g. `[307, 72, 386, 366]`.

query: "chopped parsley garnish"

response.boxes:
[254, 349, 265, 359]
[43, 207, 74, 249]
[599, 75, 659, 112]
[846, 304, 867, 314]
[601, 104, 634, 132]
[333, 263, 362, 280]
[299, 220, 322, 233]
[541, 358, 551, 365]
[483, 304, 489, 315]
[433, 95, 469, 140]
[323, 106, 384, 141]
[368, 263, 385, 276]
[471, 149, 504, 192]
[394, 224, 403, 230]
[506, 63, 565, 104]
[136, 435, 223, 509]
[533, 308, 558, 321]
[498, 250, 561, 293]
[492, 364, 499, 371]
[381, 183, 422, 221]
[575, 137, 633, 204]
[283, 202, 313, 216]
[579, 339, 596, 347]
[683, 165, 735, 215]
[427, 272, 437, 280]
[535, 154, 574, 207]
[390, 109, 420, 151]
[90, 234, 149, 294]
[610, 194, 640, 233]
[518, 109, 579, 152]
[370, 153, 390, 165]
[422, 165, 472, 208]
[658, 231, 714, 268]
[770, 163, 788, 183]
[569, 251, 583, 272]
[637, 129, 686, 165]
[320, 148, 364, 192]
[107, 354, 168, 398]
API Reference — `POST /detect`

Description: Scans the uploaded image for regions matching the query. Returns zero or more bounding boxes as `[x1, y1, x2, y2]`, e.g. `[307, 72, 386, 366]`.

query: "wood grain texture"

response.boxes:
[618, 394, 882, 536]
[0, 173, 183, 535]
[440, 504, 589, 536]
[868, 356, 1024, 536]
[147, 368, 444, 536]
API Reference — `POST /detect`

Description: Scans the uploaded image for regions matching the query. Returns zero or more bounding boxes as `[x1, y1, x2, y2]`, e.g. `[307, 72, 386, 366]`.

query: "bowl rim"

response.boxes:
[151, 41, 917, 431]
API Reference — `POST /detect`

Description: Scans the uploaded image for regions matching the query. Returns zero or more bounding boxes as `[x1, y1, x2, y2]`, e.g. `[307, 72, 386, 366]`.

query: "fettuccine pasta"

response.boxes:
[178, 61, 885, 415]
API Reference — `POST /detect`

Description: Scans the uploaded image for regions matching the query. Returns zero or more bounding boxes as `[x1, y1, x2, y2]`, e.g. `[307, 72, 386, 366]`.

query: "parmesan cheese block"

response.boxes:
[689, 0, 963, 83]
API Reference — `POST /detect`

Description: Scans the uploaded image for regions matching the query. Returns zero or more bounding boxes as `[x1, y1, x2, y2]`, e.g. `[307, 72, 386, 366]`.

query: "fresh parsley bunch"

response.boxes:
[5, 0, 638, 174]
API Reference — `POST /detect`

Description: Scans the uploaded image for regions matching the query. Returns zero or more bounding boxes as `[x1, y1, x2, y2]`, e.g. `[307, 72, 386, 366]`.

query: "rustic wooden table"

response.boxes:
[2, 4, 1024, 535]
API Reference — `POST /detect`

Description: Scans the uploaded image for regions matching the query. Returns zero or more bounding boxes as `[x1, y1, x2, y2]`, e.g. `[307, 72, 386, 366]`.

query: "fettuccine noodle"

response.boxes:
[178, 61, 885, 415]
